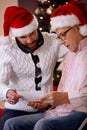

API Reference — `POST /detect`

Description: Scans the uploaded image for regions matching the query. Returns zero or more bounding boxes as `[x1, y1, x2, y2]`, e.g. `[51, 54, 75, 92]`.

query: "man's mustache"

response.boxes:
[27, 40, 37, 44]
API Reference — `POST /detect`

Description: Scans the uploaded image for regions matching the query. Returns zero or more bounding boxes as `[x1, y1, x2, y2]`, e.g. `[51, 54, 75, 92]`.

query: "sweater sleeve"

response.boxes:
[0, 48, 12, 100]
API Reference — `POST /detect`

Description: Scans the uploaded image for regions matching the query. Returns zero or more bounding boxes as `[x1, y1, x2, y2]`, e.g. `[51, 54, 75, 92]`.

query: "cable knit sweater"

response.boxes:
[0, 32, 67, 112]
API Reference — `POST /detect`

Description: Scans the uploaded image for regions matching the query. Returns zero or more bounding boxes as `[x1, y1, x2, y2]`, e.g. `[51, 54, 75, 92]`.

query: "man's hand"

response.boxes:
[40, 91, 70, 107]
[27, 101, 49, 110]
[6, 89, 23, 104]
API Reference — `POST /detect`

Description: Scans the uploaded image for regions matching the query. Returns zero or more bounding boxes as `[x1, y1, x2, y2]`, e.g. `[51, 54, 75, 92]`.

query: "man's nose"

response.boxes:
[26, 36, 33, 43]
[59, 39, 65, 45]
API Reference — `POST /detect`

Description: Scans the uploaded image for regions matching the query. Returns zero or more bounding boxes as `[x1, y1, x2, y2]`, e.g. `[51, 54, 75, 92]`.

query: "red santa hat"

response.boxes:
[0, 6, 38, 44]
[51, 1, 87, 36]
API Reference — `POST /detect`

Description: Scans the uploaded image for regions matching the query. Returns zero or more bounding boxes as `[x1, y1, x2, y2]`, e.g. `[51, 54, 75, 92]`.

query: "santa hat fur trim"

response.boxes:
[80, 25, 87, 36]
[0, 36, 11, 45]
[51, 14, 80, 31]
[10, 16, 38, 37]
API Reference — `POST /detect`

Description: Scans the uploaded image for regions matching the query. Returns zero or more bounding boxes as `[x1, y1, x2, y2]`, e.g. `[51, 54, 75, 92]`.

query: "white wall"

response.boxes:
[0, 0, 18, 36]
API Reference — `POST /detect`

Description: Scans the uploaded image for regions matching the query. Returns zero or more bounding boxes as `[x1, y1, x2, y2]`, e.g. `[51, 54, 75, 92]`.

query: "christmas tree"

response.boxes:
[35, 0, 71, 32]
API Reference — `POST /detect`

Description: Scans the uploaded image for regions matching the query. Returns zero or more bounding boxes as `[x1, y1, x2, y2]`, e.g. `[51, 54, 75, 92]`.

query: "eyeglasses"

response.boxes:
[58, 27, 73, 40]
[31, 54, 42, 90]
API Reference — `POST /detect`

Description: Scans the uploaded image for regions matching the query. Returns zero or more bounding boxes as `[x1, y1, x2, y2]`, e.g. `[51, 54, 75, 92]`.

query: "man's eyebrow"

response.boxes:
[19, 36, 26, 38]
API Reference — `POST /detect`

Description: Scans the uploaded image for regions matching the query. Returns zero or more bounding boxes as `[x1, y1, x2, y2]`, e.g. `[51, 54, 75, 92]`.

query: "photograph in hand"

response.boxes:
[18, 90, 45, 101]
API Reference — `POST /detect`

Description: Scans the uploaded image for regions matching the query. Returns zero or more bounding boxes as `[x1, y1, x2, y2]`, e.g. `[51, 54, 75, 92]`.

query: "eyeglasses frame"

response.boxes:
[58, 26, 73, 40]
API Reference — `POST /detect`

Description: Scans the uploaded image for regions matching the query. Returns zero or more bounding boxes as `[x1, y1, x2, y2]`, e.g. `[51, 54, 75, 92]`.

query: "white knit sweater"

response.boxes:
[0, 32, 67, 112]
